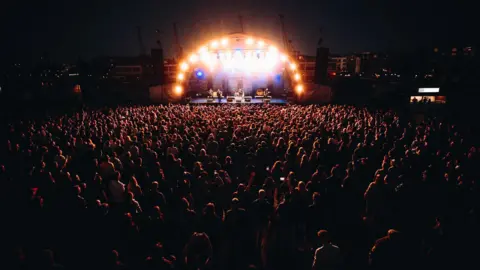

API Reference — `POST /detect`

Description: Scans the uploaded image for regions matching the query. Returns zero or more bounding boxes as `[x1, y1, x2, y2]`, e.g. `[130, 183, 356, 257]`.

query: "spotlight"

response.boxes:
[211, 41, 219, 48]
[174, 85, 183, 95]
[290, 63, 297, 71]
[189, 54, 198, 63]
[294, 73, 301, 81]
[198, 46, 207, 53]
[180, 62, 189, 71]
[295, 84, 304, 94]
[246, 38, 254, 45]
[280, 54, 288, 62]
[177, 73, 185, 81]
[258, 40, 264, 48]
[195, 69, 205, 79]
[221, 38, 228, 46]
[269, 46, 278, 52]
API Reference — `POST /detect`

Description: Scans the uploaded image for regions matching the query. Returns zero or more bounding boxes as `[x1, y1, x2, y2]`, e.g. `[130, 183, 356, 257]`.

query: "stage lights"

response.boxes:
[189, 54, 198, 63]
[174, 85, 183, 95]
[176, 36, 303, 92]
[180, 62, 189, 71]
[295, 84, 304, 94]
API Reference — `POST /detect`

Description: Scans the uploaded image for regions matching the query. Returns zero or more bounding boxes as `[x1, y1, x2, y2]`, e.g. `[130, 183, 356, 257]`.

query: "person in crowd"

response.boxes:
[312, 230, 342, 270]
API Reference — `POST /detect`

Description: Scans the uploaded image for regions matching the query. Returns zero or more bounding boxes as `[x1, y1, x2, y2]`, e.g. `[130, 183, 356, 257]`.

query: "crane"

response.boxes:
[238, 15, 244, 33]
[172, 23, 183, 60]
[279, 14, 296, 56]
[136, 26, 146, 56]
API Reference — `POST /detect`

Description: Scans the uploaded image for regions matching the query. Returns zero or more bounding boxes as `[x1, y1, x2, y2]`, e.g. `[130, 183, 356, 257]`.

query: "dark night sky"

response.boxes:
[0, 0, 476, 63]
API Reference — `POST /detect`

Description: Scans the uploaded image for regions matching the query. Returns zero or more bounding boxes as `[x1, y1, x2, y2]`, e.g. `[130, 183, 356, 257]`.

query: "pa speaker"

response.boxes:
[207, 97, 214, 103]
[151, 49, 164, 84]
[244, 96, 252, 102]
[227, 96, 234, 103]
[314, 47, 329, 84]
[263, 98, 271, 104]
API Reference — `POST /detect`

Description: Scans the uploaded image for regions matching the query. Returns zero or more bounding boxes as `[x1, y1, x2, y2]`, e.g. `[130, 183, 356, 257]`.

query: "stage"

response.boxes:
[188, 97, 288, 104]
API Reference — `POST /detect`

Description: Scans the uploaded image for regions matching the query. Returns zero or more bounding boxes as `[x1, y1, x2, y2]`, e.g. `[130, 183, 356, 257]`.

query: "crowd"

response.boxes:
[1, 104, 479, 270]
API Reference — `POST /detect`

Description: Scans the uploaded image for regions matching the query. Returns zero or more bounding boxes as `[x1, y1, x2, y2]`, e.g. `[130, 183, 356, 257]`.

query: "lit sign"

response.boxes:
[418, 88, 439, 93]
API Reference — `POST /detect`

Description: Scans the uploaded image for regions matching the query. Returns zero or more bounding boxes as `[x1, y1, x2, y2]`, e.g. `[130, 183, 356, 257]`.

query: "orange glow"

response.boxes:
[296, 84, 304, 93]
[174, 85, 183, 95]
[180, 62, 189, 71]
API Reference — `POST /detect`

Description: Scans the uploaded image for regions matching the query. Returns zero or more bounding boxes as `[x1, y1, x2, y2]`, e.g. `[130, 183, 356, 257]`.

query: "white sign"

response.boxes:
[419, 88, 439, 93]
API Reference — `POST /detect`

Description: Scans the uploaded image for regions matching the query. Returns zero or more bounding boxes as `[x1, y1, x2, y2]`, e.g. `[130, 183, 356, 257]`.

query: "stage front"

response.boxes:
[189, 97, 287, 104]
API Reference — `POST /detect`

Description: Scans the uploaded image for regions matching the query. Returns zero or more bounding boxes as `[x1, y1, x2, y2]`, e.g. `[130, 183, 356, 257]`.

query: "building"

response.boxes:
[297, 55, 316, 82]
[164, 59, 177, 83]
[329, 56, 348, 72]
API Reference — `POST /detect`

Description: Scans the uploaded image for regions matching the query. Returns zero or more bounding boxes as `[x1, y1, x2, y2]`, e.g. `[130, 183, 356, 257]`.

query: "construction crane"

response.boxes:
[317, 27, 324, 47]
[155, 29, 163, 49]
[238, 15, 244, 33]
[136, 26, 146, 56]
[279, 14, 297, 57]
[172, 23, 183, 60]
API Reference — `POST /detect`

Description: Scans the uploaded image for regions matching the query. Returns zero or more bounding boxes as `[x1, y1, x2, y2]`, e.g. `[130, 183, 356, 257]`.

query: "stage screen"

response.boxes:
[418, 88, 440, 93]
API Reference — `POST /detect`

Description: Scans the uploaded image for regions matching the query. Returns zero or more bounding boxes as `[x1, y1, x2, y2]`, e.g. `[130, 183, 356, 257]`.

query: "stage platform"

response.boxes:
[189, 98, 288, 104]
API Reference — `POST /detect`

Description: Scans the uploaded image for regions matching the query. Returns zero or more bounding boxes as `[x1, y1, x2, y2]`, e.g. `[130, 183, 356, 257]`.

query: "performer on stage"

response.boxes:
[264, 88, 270, 98]
[208, 89, 214, 97]
[216, 89, 222, 103]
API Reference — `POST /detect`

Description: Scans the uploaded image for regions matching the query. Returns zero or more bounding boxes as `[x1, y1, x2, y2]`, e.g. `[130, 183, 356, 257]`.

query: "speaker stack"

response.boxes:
[314, 47, 330, 84]
[227, 96, 234, 103]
